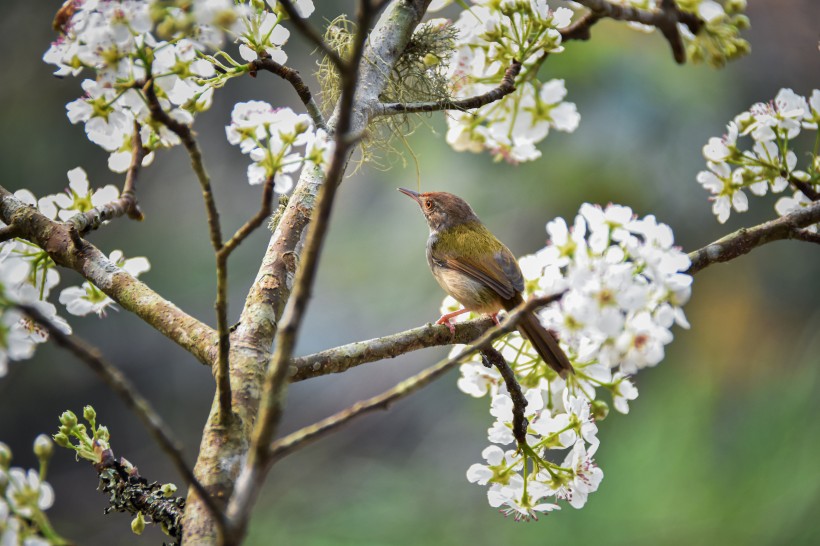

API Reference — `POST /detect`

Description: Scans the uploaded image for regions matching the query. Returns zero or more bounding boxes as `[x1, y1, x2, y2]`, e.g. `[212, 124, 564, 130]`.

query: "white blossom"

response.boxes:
[5, 468, 54, 518]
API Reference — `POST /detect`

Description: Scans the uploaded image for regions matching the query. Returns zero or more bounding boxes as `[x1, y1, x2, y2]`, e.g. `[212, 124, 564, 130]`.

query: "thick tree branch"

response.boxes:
[16, 303, 226, 536]
[567, 0, 702, 63]
[67, 123, 146, 235]
[249, 58, 327, 131]
[376, 60, 522, 116]
[0, 186, 218, 365]
[225, 1, 377, 538]
[269, 293, 563, 462]
[687, 200, 820, 274]
[290, 318, 495, 381]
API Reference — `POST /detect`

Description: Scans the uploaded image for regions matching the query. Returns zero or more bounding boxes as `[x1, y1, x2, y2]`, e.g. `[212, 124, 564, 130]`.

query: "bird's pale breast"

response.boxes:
[429, 262, 503, 314]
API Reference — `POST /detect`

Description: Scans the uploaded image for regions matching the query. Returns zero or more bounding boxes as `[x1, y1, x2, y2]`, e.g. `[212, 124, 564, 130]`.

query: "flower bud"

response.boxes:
[52, 433, 70, 448]
[725, 0, 746, 14]
[59, 410, 78, 428]
[83, 405, 97, 425]
[33, 434, 54, 460]
[423, 53, 440, 67]
[161, 483, 178, 498]
[590, 399, 609, 421]
[294, 120, 310, 134]
[94, 426, 110, 443]
[131, 512, 146, 535]
[0, 442, 11, 468]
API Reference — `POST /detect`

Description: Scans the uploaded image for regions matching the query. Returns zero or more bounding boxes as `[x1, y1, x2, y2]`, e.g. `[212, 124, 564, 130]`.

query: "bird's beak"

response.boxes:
[397, 187, 422, 206]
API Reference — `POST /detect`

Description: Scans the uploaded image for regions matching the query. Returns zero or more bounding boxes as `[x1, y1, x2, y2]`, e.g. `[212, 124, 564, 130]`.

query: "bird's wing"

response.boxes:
[440, 246, 523, 300]
[494, 246, 525, 294]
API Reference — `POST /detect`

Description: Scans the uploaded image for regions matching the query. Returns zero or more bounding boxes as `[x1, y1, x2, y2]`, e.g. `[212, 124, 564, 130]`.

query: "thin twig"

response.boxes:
[792, 228, 820, 244]
[16, 303, 228, 538]
[376, 60, 522, 116]
[144, 78, 234, 424]
[269, 293, 565, 461]
[687, 200, 820, 274]
[790, 177, 820, 201]
[560, 11, 600, 42]
[249, 58, 327, 131]
[481, 347, 528, 444]
[68, 123, 146, 235]
[277, 0, 345, 70]
[570, 0, 702, 63]
[143, 79, 223, 252]
[0, 224, 21, 243]
[212, 176, 277, 422]
[219, 177, 277, 257]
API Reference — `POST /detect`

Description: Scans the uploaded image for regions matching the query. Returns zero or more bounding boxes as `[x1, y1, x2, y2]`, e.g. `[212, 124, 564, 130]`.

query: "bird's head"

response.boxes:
[397, 188, 480, 232]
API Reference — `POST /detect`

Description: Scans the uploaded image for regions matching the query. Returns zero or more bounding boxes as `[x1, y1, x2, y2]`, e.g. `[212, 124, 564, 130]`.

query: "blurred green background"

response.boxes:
[2, 1, 820, 544]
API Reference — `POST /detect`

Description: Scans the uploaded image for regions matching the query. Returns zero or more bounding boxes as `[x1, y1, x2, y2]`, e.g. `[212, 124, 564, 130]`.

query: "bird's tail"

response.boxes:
[514, 308, 575, 377]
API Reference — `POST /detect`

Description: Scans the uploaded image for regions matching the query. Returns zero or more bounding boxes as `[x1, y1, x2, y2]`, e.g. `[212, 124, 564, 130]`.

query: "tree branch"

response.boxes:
[277, 0, 345, 70]
[224, 1, 377, 538]
[0, 185, 218, 365]
[249, 57, 327, 131]
[92, 450, 187, 545]
[790, 176, 820, 201]
[686, 200, 820, 274]
[66, 123, 146, 235]
[481, 347, 528, 444]
[269, 293, 564, 462]
[16, 303, 227, 537]
[293, 203, 820, 384]
[0, 224, 21, 243]
[375, 60, 522, 116]
[568, 0, 702, 63]
[290, 318, 495, 381]
[144, 79, 235, 425]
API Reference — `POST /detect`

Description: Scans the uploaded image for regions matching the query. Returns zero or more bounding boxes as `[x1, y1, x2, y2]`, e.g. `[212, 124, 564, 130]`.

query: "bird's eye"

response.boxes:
[424, 200, 433, 210]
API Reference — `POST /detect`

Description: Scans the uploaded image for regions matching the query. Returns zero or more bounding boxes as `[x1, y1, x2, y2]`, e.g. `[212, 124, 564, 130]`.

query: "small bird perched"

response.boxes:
[398, 188, 574, 376]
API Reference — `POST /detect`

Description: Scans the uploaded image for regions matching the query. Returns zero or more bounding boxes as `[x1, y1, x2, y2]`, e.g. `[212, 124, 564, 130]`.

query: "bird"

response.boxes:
[398, 188, 574, 377]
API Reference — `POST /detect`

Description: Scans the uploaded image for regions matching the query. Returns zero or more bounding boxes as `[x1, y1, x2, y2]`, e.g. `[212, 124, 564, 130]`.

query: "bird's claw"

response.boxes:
[436, 316, 457, 336]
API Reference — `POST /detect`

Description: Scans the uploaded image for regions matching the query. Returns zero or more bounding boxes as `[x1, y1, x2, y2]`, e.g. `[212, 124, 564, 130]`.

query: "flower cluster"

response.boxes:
[444, 1, 580, 163]
[0, 436, 60, 545]
[43, 0, 313, 172]
[677, 0, 750, 67]
[0, 172, 150, 376]
[451, 203, 691, 518]
[697, 88, 819, 225]
[226, 101, 332, 190]
[613, 0, 750, 67]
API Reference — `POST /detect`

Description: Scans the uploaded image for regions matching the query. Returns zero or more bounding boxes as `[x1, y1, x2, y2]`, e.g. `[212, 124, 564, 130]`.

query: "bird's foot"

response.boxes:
[436, 308, 470, 336]
[436, 315, 457, 336]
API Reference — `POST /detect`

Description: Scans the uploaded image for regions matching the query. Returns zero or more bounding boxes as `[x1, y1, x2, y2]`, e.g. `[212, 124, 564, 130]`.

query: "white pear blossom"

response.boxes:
[487, 475, 560, 521]
[444, 1, 579, 162]
[44, 167, 120, 221]
[226, 101, 325, 190]
[4, 468, 54, 518]
[698, 88, 819, 224]
[460, 203, 690, 517]
[236, 9, 291, 63]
